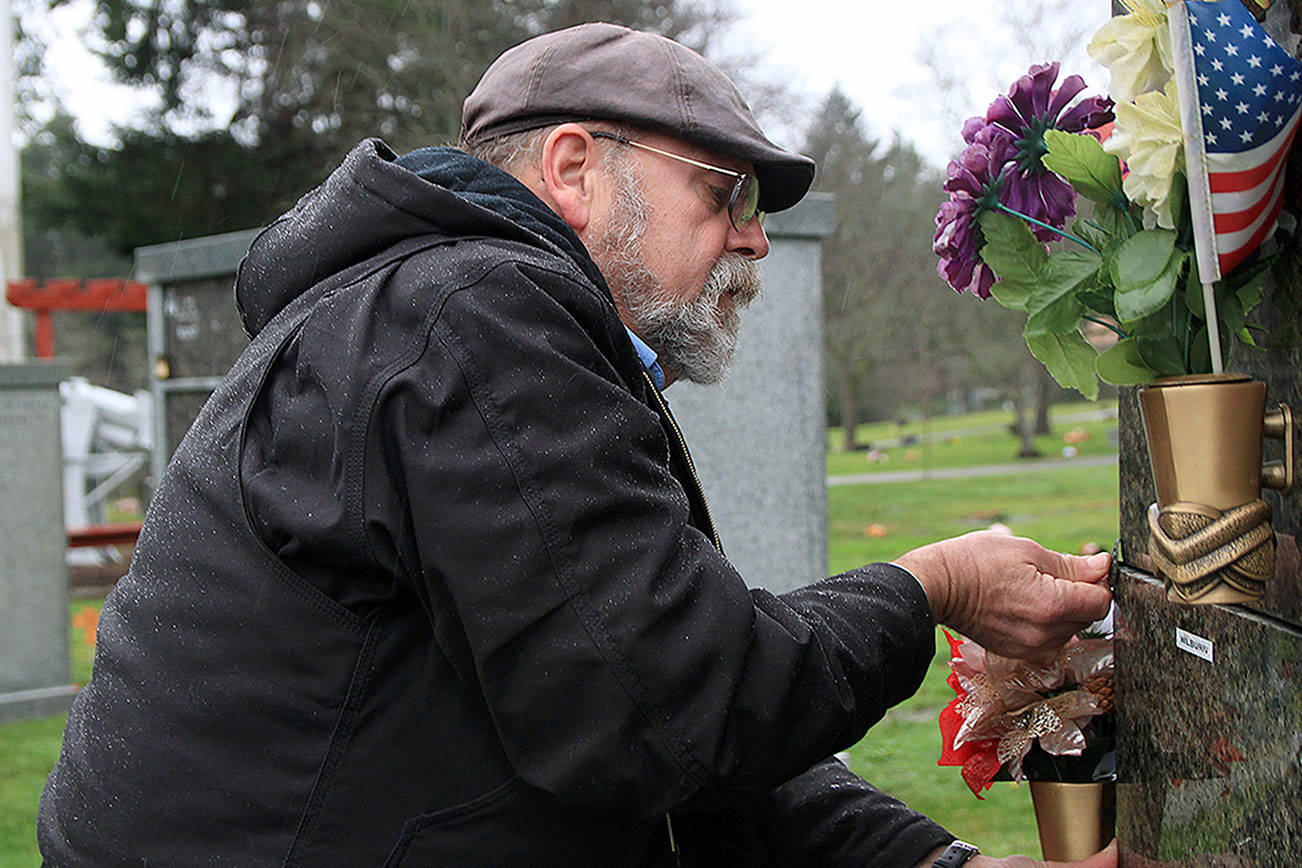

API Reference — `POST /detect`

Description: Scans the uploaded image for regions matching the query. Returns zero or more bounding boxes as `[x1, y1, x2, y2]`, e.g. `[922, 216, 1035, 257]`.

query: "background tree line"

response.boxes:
[16, 0, 1085, 427]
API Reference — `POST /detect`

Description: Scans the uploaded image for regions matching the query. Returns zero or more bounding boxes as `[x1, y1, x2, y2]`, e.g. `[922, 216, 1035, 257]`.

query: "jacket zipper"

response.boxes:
[640, 369, 724, 554]
[642, 369, 719, 866]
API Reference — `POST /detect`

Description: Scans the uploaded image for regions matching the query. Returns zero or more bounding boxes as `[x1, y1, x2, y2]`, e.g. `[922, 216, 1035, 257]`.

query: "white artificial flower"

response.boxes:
[1088, 1, 1173, 102]
[1104, 81, 1184, 229]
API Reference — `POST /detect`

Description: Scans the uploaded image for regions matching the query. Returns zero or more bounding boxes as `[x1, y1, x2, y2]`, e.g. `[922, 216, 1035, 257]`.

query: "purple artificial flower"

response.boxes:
[984, 62, 1115, 239]
[934, 125, 1019, 299]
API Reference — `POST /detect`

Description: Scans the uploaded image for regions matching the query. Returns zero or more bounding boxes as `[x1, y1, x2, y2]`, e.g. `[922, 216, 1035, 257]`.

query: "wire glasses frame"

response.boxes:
[589, 131, 763, 231]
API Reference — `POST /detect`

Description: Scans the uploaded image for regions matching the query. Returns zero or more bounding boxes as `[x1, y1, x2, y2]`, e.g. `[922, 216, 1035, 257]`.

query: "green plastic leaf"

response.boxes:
[1026, 294, 1086, 336]
[1223, 254, 1272, 292]
[1042, 130, 1125, 205]
[1077, 285, 1117, 320]
[1093, 203, 1136, 242]
[1027, 331, 1100, 400]
[1166, 173, 1188, 231]
[1227, 259, 1269, 314]
[1110, 229, 1177, 292]
[978, 211, 1047, 310]
[1135, 333, 1187, 375]
[1124, 308, 1171, 337]
[1025, 247, 1101, 335]
[1216, 288, 1246, 340]
[991, 281, 1033, 310]
[1095, 338, 1159, 385]
[1116, 248, 1183, 322]
[1187, 325, 1231, 375]
[1182, 259, 1205, 319]
[1189, 325, 1210, 373]
[1073, 219, 1109, 251]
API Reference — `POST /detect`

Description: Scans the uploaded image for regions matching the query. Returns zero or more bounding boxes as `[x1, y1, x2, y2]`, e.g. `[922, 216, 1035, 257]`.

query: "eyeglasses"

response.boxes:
[590, 131, 763, 231]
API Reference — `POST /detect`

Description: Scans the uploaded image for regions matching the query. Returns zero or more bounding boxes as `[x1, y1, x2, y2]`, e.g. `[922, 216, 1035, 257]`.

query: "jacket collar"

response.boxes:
[396, 146, 608, 292]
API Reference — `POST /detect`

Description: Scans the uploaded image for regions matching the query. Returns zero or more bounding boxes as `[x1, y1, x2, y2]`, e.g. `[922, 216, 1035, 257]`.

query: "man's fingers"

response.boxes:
[1046, 550, 1111, 584]
[1056, 578, 1113, 625]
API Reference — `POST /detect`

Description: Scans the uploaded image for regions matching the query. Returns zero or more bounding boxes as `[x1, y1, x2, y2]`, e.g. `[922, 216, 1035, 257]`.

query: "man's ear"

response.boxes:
[539, 124, 604, 234]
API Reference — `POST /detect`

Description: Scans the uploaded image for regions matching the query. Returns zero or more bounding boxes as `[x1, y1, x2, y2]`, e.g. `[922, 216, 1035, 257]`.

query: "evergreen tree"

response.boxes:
[26, 0, 740, 256]
[805, 87, 1028, 442]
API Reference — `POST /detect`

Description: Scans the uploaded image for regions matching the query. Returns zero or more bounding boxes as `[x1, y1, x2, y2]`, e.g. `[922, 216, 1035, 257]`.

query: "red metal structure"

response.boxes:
[6, 278, 148, 552]
[67, 522, 143, 548]
[5, 278, 148, 358]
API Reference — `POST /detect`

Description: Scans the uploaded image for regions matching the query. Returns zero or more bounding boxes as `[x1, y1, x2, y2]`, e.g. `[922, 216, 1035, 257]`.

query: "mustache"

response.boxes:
[703, 253, 762, 308]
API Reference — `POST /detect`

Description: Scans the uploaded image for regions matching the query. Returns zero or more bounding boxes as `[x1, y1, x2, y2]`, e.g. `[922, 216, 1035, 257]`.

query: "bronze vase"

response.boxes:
[1137, 373, 1293, 604]
[1029, 780, 1115, 861]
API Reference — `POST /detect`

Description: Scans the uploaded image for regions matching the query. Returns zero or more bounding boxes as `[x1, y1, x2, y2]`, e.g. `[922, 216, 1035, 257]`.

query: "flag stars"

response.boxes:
[1212, 58, 1225, 71]
[1225, 43, 1239, 57]
[1236, 101, 1250, 114]
[1240, 23, 1256, 38]
[1255, 83, 1268, 96]
[1232, 72, 1246, 85]
[1220, 117, 1234, 130]
[1199, 73, 1210, 86]
[1248, 55, 1263, 68]
[1271, 64, 1284, 76]
[1259, 111, 1272, 123]
[1216, 87, 1230, 100]
[1207, 132, 1219, 145]
[1195, 42, 1207, 56]
[1217, 12, 1232, 26]
[1206, 28, 1217, 41]
[1241, 130, 1255, 143]
[1293, 70, 1301, 81]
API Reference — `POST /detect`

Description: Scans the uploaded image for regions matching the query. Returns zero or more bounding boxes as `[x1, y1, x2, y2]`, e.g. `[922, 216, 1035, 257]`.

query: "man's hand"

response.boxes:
[916, 840, 1118, 868]
[893, 530, 1112, 667]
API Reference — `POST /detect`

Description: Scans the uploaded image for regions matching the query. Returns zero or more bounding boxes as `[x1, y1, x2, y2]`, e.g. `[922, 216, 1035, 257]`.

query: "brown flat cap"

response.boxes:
[462, 23, 815, 213]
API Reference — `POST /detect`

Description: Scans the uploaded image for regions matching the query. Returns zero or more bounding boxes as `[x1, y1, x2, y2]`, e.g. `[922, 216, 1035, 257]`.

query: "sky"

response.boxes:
[730, 0, 1110, 161]
[24, 0, 1112, 167]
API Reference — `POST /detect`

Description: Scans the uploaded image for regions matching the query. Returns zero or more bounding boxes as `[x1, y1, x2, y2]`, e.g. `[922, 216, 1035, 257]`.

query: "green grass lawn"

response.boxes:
[827, 400, 1118, 478]
[0, 598, 100, 866]
[0, 404, 1119, 864]
[833, 463, 1119, 858]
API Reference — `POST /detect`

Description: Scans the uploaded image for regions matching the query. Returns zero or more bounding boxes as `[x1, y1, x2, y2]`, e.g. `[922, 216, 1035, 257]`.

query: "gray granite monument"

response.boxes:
[671, 193, 835, 592]
[0, 361, 76, 723]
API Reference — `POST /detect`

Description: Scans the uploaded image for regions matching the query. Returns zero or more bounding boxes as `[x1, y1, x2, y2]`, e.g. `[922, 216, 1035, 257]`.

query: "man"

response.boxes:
[40, 24, 1115, 867]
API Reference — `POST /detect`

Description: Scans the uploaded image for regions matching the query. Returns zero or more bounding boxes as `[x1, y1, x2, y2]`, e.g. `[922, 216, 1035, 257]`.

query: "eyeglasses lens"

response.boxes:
[730, 176, 763, 229]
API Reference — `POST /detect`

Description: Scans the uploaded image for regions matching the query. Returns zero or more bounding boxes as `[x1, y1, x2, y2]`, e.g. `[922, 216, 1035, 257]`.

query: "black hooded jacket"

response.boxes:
[39, 140, 952, 866]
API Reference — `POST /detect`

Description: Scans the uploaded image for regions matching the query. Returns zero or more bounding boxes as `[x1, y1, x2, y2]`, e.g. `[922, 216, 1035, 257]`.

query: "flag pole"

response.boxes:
[1168, 0, 1225, 373]
[1199, 283, 1224, 373]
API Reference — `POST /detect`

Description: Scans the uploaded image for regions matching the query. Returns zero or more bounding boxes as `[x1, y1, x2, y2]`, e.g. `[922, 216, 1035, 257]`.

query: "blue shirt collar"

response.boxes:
[624, 328, 665, 391]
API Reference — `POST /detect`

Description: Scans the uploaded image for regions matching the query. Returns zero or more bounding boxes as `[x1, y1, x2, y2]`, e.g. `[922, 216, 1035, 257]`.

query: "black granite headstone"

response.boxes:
[1116, 6, 1302, 863]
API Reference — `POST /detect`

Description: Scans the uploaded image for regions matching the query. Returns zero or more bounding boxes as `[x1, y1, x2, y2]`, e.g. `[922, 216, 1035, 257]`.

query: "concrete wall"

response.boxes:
[0, 361, 76, 722]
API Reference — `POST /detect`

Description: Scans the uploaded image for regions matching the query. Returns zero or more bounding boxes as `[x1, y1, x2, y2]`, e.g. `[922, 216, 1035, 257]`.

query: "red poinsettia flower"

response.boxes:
[936, 630, 1004, 798]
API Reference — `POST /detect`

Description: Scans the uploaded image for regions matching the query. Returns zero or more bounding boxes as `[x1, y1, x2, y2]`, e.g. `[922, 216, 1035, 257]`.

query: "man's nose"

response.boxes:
[728, 218, 770, 260]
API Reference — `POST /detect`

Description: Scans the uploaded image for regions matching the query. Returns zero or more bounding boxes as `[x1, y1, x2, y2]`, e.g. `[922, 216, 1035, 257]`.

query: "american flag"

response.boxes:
[1170, 0, 1302, 280]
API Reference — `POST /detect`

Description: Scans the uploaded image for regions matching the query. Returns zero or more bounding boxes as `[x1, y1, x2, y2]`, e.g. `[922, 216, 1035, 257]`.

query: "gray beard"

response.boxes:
[590, 157, 762, 385]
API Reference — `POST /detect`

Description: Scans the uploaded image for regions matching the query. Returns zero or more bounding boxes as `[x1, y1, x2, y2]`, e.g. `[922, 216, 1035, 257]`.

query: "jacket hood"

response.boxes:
[235, 138, 605, 337]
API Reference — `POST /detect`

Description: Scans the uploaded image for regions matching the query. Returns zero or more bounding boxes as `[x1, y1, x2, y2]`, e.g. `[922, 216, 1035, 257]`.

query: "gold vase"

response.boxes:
[1029, 780, 1115, 862]
[1137, 373, 1293, 605]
